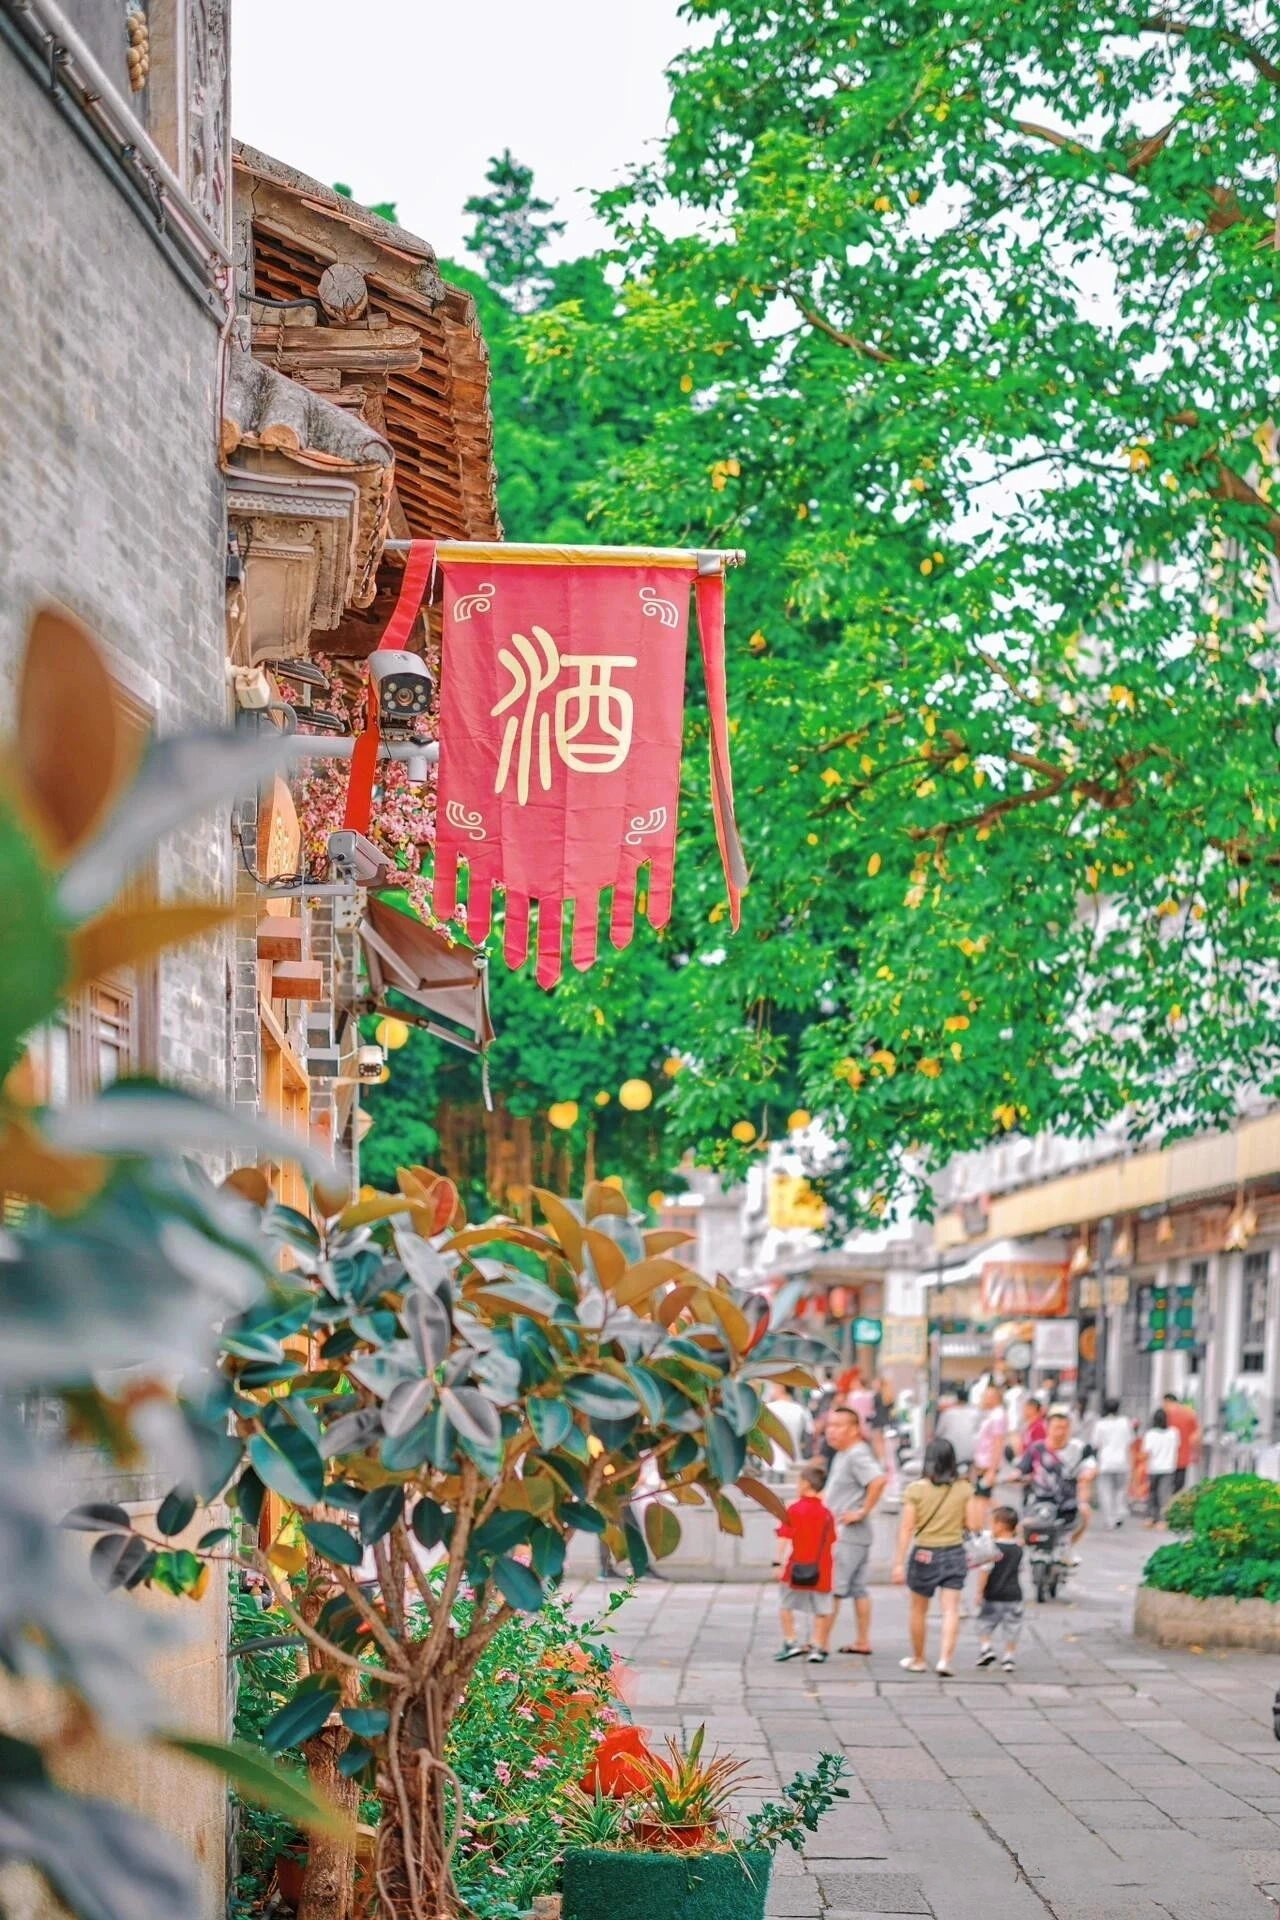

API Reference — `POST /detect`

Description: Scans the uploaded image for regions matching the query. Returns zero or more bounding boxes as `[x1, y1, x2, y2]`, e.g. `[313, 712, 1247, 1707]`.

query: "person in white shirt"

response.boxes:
[935, 1384, 982, 1471]
[767, 1384, 814, 1473]
[1142, 1407, 1180, 1526]
[1091, 1398, 1133, 1530]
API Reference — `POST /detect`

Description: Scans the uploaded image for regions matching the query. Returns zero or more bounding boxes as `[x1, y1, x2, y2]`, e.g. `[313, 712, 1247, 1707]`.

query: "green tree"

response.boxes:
[463, 148, 566, 312]
[526, 0, 1280, 1218]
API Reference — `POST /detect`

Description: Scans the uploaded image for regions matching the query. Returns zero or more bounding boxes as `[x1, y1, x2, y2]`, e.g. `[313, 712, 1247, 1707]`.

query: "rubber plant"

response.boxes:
[114, 1169, 822, 1918]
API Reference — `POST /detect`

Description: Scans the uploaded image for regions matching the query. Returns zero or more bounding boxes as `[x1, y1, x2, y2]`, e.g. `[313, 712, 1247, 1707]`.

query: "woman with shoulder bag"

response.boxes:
[892, 1437, 977, 1676]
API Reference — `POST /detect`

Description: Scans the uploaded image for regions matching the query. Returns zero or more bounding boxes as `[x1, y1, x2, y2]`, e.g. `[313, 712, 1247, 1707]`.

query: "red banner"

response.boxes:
[431, 552, 743, 986]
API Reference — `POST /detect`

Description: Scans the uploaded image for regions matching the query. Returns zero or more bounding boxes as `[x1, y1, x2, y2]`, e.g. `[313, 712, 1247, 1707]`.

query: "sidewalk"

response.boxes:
[577, 1525, 1280, 1919]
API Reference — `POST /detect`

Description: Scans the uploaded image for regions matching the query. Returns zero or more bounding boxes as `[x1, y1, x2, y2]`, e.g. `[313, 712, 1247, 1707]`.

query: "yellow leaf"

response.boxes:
[867, 852, 882, 876]
[267, 1542, 307, 1576]
[748, 629, 767, 653]
[642, 1228, 696, 1256]
[860, 754, 875, 774]
[68, 900, 231, 991]
[18, 607, 142, 860]
[870, 1049, 897, 1075]
[1169, 1003, 1183, 1024]
[797, 502, 809, 519]
[581, 1225, 627, 1290]
[944, 1014, 969, 1031]
[920, 557, 934, 575]
[994, 1102, 1017, 1130]
[679, 374, 693, 393]
[910, 475, 925, 492]
[532, 1189, 586, 1269]
[820, 767, 842, 787]
[0, 1115, 106, 1213]
[725, 457, 741, 477]
[950, 1041, 964, 1061]
[338, 1193, 412, 1231]
[584, 1180, 629, 1221]
[737, 1473, 789, 1522]
[806, 831, 819, 846]
[1127, 446, 1152, 472]
[974, 767, 986, 787]
[918, 1057, 942, 1078]
[873, 194, 892, 213]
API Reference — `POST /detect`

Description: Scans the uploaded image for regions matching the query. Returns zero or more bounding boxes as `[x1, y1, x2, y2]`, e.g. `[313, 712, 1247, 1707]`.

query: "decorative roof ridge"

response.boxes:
[233, 141, 440, 271]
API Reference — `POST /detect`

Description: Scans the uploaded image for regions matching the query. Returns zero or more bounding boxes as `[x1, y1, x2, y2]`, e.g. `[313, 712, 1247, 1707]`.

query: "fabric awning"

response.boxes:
[361, 896, 492, 1056]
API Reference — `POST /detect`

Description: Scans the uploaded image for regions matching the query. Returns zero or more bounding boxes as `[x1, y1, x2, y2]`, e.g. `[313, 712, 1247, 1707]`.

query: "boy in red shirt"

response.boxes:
[774, 1461, 838, 1665]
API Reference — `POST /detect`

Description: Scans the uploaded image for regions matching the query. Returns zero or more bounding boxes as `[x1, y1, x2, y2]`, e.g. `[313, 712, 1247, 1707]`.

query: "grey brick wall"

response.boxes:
[0, 36, 230, 1100]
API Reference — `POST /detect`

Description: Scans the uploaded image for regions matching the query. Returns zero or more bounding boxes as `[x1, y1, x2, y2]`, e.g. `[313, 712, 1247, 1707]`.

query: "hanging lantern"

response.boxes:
[594, 1090, 611, 1107]
[548, 1100, 580, 1130]
[662, 1056, 684, 1078]
[731, 1119, 757, 1144]
[619, 1079, 653, 1112]
[376, 1066, 391, 1084]
[375, 1016, 411, 1051]
[648, 1189, 666, 1211]
[787, 1108, 812, 1132]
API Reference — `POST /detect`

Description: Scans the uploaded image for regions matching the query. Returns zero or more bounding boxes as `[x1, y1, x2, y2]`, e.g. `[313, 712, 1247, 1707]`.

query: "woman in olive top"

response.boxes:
[892, 1437, 976, 1676]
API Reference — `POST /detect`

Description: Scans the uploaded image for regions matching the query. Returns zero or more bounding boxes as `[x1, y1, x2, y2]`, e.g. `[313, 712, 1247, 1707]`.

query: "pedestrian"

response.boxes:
[935, 1383, 981, 1472]
[892, 1436, 976, 1677]
[1162, 1392, 1201, 1493]
[822, 1404, 888, 1657]
[1142, 1407, 1179, 1525]
[766, 1382, 814, 1474]
[971, 1384, 1007, 1527]
[869, 1375, 896, 1468]
[975, 1505, 1024, 1673]
[1021, 1395, 1048, 1449]
[774, 1462, 838, 1664]
[1091, 1397, 1132, 1529]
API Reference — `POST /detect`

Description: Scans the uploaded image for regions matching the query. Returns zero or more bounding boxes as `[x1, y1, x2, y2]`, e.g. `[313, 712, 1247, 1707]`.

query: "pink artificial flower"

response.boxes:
[494, 1761, 512, 1786]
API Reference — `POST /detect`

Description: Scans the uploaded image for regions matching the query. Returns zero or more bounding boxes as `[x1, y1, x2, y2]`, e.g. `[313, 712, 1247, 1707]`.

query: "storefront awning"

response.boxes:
[361, 896, 492, 1056]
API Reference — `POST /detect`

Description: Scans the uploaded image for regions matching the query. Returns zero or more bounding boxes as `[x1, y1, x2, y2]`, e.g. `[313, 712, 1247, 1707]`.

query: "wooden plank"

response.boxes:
[271, 961, 326, 1002]
[257, 916, 304, 963]
[250, 322, 422, 354]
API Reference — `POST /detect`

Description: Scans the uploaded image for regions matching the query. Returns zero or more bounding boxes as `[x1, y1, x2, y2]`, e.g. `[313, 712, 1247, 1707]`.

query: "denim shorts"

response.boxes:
[907, 1543, 968, 1596]
[978, 1599, 1024, 1641]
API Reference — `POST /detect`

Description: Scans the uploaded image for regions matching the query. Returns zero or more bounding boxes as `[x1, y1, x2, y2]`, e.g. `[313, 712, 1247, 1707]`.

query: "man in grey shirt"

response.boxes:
[820, 1405, 888, 1658]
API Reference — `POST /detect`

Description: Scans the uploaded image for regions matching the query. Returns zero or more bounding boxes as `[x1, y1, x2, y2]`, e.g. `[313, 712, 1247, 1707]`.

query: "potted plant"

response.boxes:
[561, 1733, 848, 1920]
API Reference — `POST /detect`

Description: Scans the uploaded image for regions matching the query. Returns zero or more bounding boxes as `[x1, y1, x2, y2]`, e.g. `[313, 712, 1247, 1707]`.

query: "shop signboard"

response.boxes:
[1139, 1283, 1199, 1352]
[1032, 1317, 1079, 1371]
[981, 1261, 1070, 1317]
[882, 1316, 928, 1365]
[852, 1316, 883, 1347]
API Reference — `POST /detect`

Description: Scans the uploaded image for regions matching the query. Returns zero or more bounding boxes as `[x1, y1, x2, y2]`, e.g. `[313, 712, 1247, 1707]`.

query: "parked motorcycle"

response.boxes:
[1023, 1496, 1073, 1603]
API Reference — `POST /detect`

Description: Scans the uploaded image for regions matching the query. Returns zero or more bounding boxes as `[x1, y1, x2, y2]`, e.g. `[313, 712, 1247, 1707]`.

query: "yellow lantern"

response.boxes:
[594, 1090, 611, 1107]
[787, 1109, 812, 1132]
[376, 1066, 391, 1084]
[648, 1189, 666, 1211]
[731, 1119, 757, 1144]
[375, 1016, 411, 1051]
[662, 1055, 683, 1078]
[619, 1078, 653, 1112]
[548, 1101, 579, 1130]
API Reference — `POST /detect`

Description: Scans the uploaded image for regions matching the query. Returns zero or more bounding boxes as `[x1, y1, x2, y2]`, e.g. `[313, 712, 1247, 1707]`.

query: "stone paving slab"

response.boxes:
[575, 1523, 1280, 1917]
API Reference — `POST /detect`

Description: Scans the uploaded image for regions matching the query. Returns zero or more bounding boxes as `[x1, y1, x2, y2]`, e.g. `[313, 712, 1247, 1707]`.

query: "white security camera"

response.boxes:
[357, 1045, 386, 1082]
[369, 650, 433, 730]
[327, 829, 393, 887]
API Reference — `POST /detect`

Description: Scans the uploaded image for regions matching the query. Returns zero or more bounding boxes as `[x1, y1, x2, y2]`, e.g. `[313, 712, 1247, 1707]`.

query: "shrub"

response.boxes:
[1143, 1473, 1280, 1600]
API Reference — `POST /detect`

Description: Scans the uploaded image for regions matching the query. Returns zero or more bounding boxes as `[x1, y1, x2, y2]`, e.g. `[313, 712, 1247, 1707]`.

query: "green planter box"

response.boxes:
[562, 1847, 771, 1920]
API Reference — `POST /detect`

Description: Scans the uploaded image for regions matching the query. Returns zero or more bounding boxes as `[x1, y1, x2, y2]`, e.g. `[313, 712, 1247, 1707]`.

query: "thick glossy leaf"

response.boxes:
[532, 1188, 585, 1267]
[249, 1428, 325, 1509]
[583, 1180, 630, 1220]
[68, 901, 229, 995]
[410, 1498, 452, 1551]
[266, 1205, 322, 1252]
[263, 1674, 342, 1753]
[623, 1517, 650, 1579]
[622, 1363, 669, 1424]
[19, 605, 137, 859]
[337, 1738, 376, 1779]
[587, 1210, 647, 1265]
[322, 1408, 384, 1458]
[470, 1511, 535, 1559]
[171, 1734, 348, 1833]
[493, 1555, 544, 1613]
[395, 1228, 454, 1299]
[340, 1707, 389, 1738]
[563, 1373, 641, 1420]
[643, 1229, 697, 1256]
[401, 1286, 451, 1371]
[561, 1500, 607, 1535]
[719, 1378, 761, 1439]
[61, 1502, 132, 1533]
[580, 1225, 627, 1290]
[713, 1492, 744, 1537]
[612, 1256, 690, 1311]
[358, 1485, 404, 1547]
[705, 1411, 748, 1487]
[302, 1520, 363, 1567]
[89, 1533, 151, 1592]
[440, 1384, 501, 1447]
[468, 1276, 562, 1321]
[381, 1377, 434, 1439]
[644, 1503, 682, 1559]
[499, 1473, 556, 1517]
[527, 1397, 573, 1451]
[235, 1468, 266, 1528]
[738, 1474, 789, 1523]
[155, 1486, 197, 1538]
[46, 1086, 331, 1186]
[530, 1523, 567, 1582]
[197, 1526, 231, 1551]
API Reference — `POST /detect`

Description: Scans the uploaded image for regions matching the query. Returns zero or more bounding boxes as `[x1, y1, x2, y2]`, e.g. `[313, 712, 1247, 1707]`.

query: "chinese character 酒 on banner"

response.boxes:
[432, 553, 744, 986]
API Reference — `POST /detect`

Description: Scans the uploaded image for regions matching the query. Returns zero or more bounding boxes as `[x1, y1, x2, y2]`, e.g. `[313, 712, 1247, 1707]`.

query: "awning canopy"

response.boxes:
[361, 896, 492, 1056]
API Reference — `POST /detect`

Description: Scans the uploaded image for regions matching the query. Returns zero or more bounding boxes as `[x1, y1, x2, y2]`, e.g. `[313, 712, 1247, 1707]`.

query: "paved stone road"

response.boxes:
[576, 1526, 1280, 1919]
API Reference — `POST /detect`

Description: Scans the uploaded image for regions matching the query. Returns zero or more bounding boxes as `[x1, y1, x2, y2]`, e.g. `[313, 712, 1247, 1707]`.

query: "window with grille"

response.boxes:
[1241, 1252, 1269, 1373]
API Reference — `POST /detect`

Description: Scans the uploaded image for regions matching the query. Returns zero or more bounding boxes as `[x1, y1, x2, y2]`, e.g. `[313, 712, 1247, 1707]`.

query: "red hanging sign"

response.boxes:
[430, 549, 746, 987]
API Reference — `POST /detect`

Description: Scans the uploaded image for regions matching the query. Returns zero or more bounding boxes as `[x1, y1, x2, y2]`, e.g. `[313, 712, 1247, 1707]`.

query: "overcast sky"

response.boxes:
[230, 1, 689, 268]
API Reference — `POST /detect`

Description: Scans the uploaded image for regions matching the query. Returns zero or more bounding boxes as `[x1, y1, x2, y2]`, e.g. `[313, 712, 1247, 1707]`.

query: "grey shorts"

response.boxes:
[978, 1600, 1024, 1642]
[833, 1537, 871, 1600]
[781, 1586, 834, 1617]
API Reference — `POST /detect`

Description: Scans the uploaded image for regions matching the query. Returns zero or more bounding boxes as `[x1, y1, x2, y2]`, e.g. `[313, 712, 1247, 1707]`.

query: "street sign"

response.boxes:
[1033, 1318, 1079, 1371]
[1139, 1283, 1199, 1352]
[852, 1316, 883, 1346]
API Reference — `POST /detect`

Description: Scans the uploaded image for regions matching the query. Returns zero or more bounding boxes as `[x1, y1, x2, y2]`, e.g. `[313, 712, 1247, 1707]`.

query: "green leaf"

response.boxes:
[705, 1410, 747, 1486]
[0, 794, 67, 1080]
[61, 1502, 132, 1533]
[337, 1737, 376, 1779]
[644, 1503, 682, 1559]
[410, 1497, 453, 1550]
[528, 1397, 573, 1450]
[719, 1379, 761, 1438]
[302, 1520, 363, 1566]
[561, 1500, 607, 1535]
[470, 1511, 535, 1559]
[155, 1486, 197, 1538]
[358, 1484, 404, 1546]
[196, 1526, 231, 1551]
[623, 1517, 649, 1579]
[493, 1555, 544, 1613]
[235, 1467, 265, 1528]
[530, 1522, 567, 1582]
[340, 1707, 389, 1738]
[563, 1373, 641, 1420]
[261, 1674, 342, 1753]
[248, 1426, 325, 1509]
[167, 1735, 348, 1834]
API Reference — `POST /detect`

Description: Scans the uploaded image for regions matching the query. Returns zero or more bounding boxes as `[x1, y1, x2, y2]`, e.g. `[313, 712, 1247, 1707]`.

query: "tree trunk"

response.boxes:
[375, 1686, 458, 1920]
[297, 1719, 361, 1920]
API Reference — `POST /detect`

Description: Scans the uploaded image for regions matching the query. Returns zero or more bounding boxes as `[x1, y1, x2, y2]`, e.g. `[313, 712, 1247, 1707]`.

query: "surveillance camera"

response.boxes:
[327, 829, 393, 887]
[369, 650, 433, 729]
[357, 1044, 385, 1082]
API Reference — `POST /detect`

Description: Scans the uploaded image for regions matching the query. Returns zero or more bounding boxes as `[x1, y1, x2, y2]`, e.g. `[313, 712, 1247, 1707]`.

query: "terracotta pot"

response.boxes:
[274, 1847, 307, 1907]
[629, 1819, 718, 1852]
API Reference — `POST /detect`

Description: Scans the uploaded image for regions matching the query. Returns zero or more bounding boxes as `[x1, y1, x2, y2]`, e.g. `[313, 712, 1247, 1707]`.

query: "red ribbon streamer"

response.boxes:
[342, 540, 436, 835]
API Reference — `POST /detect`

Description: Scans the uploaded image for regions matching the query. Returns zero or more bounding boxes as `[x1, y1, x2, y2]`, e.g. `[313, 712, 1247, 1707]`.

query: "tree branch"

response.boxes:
[798, 302, 894, 366]
[1136, 13, 1280, 88]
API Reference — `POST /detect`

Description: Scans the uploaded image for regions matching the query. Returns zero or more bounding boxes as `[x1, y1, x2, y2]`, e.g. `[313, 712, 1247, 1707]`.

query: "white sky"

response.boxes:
[230, 1, 689, 268]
